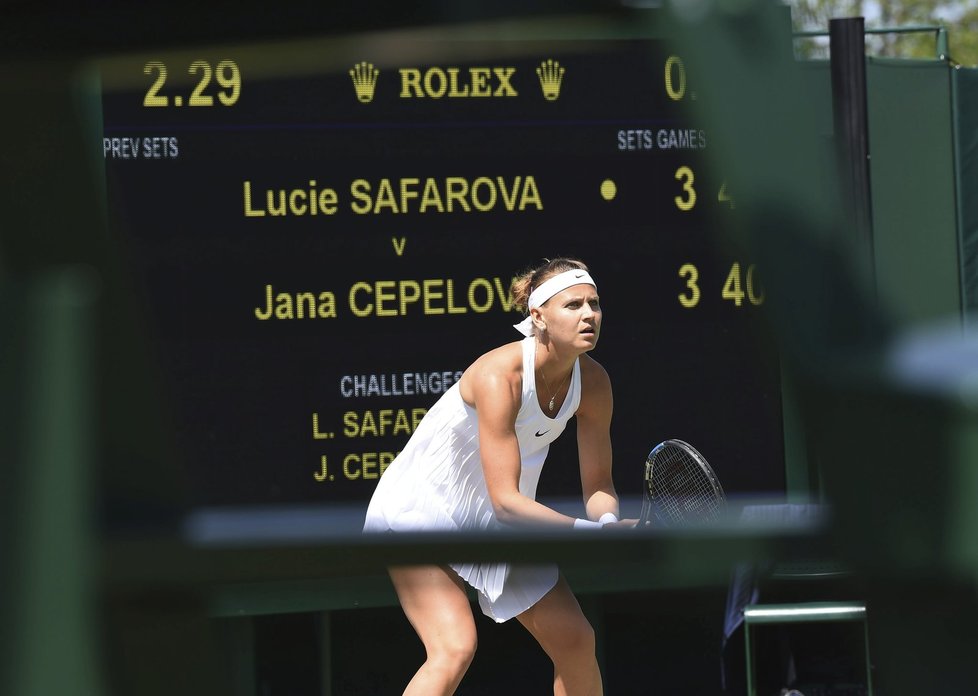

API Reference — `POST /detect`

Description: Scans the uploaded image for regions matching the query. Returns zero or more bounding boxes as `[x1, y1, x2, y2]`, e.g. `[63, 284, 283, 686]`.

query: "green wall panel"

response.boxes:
[867, 59, 961, 326]
[799, 58, 962, 327]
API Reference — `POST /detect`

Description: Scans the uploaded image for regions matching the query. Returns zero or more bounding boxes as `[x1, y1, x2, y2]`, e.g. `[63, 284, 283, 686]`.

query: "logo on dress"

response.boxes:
[535, 429, 551, 437]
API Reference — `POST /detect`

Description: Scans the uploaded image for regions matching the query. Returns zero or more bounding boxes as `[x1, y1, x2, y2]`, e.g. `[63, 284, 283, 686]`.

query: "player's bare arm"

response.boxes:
[575, 354, 619, 522]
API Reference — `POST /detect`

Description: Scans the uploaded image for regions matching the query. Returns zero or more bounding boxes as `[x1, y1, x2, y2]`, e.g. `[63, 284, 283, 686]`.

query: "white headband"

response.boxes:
[513, 269, 597, 336]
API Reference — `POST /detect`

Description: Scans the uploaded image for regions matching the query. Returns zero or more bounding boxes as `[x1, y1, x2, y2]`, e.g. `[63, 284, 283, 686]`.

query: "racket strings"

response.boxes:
[647, 446, 724, 524]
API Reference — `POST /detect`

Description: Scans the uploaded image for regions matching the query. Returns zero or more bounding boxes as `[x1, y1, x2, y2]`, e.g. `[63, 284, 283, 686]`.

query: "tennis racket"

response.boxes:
[639, 439, 726, 527]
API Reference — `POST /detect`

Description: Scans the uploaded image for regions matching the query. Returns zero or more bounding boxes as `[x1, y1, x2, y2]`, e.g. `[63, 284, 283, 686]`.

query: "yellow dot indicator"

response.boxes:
[600, 179, 617, 201]
[174, 96, 183, 106]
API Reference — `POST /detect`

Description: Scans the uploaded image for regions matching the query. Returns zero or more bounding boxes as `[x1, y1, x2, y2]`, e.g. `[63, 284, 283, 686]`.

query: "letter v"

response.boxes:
[392, 237, 407, 256]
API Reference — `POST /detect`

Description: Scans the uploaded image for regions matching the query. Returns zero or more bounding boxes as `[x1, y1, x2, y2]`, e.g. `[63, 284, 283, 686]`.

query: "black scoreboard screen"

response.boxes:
[97, 24, 785, 508]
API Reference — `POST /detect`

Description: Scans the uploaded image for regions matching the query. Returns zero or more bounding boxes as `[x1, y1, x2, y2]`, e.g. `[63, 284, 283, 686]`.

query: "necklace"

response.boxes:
[539, 366, 571, 412]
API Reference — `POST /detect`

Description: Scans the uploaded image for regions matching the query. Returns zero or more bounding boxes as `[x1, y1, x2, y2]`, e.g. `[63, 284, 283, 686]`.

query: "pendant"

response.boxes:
[548, 397, 555, 411]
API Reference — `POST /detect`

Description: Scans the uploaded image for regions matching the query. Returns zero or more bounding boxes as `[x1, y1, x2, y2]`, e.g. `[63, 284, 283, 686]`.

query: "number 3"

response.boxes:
[674, 166, 696, 211]
[678, 263, 700, 308]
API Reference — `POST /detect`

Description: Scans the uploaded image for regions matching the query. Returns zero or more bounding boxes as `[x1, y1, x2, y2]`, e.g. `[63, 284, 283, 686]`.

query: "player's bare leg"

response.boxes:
[389, 565, 478, 696]
[517, 576, 603, 696]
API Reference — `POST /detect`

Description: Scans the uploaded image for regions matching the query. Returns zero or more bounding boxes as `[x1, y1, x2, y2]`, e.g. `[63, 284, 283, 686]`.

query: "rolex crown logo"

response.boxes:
[350, 61, 380, 103]
[536, 59, 565, 101]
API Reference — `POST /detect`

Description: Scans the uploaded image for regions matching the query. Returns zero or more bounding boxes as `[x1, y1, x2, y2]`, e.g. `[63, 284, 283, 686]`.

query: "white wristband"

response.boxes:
[598, 512, 619, 525]
[573, 518, 602, 530]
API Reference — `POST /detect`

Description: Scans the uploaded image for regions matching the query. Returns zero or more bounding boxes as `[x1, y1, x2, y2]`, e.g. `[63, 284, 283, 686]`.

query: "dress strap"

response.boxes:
[521, 336, 537, 402]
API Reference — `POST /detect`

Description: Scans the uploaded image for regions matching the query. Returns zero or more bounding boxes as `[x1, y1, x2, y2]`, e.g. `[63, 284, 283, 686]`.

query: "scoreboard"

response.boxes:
[97, 26, 785, 508]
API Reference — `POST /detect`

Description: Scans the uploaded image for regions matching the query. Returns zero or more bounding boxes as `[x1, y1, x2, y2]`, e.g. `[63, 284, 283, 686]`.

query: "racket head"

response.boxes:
[639, 439, 726, 528]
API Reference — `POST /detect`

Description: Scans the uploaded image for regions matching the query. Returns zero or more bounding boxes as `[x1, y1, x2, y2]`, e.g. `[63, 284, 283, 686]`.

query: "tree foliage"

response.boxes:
[785, 0, 978, 65]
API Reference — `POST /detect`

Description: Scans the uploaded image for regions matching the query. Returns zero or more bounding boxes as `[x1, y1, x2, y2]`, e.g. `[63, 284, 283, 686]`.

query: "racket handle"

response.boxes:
[598, 512, 619, 525]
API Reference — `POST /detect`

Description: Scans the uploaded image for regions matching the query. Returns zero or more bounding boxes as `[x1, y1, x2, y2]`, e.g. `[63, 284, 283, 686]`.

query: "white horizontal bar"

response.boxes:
[745, 605, 865, 619]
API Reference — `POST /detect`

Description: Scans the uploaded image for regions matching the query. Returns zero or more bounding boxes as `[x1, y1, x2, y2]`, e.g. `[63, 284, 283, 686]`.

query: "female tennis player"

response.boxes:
[363, 257, 628, 696]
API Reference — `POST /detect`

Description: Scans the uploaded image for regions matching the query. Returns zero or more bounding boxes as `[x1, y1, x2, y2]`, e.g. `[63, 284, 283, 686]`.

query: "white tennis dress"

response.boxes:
[363, 335, 582, 622]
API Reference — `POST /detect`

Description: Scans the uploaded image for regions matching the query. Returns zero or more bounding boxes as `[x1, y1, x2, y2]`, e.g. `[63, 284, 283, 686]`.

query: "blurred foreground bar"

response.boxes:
[103, 514, 829, 599]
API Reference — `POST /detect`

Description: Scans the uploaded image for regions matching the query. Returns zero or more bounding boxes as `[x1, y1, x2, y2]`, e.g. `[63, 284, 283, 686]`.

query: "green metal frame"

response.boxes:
[793, 24, 949, 60]
[950, 63, 970, 329]
[743, 601, 873, 696]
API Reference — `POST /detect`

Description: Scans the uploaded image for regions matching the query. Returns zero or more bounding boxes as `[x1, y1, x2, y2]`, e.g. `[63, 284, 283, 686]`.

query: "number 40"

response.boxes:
[722, 263, 764, 306]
